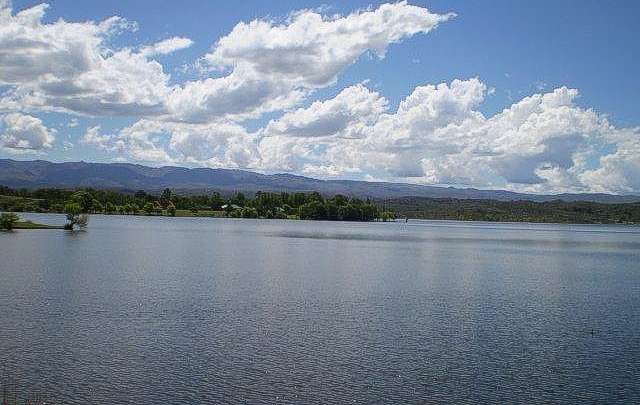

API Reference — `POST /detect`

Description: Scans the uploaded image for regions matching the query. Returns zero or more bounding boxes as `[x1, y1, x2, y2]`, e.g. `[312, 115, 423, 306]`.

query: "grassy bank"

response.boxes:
[13, 221, 64, 229]
[1, 212, 65, 231]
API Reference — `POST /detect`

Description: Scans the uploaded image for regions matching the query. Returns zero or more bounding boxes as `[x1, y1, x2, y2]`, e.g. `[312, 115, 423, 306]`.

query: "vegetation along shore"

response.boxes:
[0, 186, 395, 223]
[2, 185, 640, 225]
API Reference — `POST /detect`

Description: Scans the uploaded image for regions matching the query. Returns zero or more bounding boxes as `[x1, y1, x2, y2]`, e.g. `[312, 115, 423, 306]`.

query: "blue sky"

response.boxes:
[1, 1, 639, 193]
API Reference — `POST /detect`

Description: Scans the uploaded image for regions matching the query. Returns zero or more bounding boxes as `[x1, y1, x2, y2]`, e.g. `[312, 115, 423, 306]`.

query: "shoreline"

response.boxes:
[11, 211, 640, 227]
[12, 220, 64, 230]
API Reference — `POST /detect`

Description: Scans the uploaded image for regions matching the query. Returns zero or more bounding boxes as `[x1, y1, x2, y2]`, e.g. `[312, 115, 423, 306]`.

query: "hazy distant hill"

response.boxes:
[1, 159, 638, 203]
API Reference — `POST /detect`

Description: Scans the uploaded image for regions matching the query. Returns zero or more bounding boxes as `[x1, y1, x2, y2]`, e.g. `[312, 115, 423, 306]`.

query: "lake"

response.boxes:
[1, 214, 639, 404]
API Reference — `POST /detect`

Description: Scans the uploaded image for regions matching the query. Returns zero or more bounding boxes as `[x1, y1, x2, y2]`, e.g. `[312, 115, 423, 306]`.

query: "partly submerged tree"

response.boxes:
[0, 212, 20, 230]
[64, 202, 88, 230]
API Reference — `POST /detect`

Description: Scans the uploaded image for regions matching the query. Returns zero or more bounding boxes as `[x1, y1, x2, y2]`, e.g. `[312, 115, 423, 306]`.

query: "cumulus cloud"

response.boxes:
[2, 1, 639, 194]
[204, 2, 453, 86]
[167, 2, 453, 122]
[0, 1, 170, 117]
[80, 125, 112, 149]
[80, 78, 640, 194]
[114, 119, 259, 168]
[256, 79, 640, 194]
[578, 129, 640, 194]
[140, 36, 194, 57]
[0, 1, 450, 124]
[263, 84, 387, 138]
[1, 112, 56, 150]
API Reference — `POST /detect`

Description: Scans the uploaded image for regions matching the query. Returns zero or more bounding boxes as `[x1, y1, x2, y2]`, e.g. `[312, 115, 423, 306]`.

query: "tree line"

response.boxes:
[0, 186, 395, 222]
[386, 197, 640, 224]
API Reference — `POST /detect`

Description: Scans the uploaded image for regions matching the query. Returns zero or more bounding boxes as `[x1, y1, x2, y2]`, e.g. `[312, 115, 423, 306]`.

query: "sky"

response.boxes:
[1, 0, 639, 194]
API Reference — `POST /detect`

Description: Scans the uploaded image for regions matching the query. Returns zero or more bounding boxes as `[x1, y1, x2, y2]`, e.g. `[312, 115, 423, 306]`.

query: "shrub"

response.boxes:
[0, 212, 20, 230]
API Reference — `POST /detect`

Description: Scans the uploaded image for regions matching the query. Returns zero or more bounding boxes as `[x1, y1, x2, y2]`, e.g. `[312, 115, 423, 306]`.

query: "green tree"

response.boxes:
[381, 211, 395, 222]
[209, 192, 224, 210]
[332, 194, 349, 206]
[70, 191, 93, 213]
[308, 191, 324, 203]
[160, 188, 172, 208]
[290, 192, 307, 207]
[105, 202, 116, 214]
[143, 202, 155, 215]
[240, 207, 258, 218]
[153, 201, 164, 214]
[167, 201, 176, 216]
[360, 203, 379, 221]
[338, 203, 360, 221]
[64, 202, 88, 230]
[230, 192, 246, 207]
[281, 204, 293, 215]
[298, 200, 327, 220]
[0, 212, 20, 230]
[324, 200, 340, 220]
[92, 199, 104, 214]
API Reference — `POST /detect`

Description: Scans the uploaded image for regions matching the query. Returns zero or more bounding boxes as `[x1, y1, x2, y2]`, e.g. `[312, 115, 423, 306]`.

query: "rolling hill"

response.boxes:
[1, 159, 638, 203]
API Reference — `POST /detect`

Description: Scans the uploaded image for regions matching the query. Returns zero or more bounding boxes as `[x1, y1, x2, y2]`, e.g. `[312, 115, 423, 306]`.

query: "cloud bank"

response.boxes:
[0, 1, 638, 194]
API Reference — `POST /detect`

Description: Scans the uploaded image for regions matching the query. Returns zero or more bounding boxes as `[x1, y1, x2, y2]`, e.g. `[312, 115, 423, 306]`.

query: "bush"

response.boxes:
[240, 207, 259, 218]
[143, 202, 155, 215]
[1, 212, 20, 230]
[298, 200, 326, 220]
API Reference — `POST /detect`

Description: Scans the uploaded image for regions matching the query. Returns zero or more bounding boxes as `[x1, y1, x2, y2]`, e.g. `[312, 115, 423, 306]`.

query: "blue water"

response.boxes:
[1, 214, 639, 404]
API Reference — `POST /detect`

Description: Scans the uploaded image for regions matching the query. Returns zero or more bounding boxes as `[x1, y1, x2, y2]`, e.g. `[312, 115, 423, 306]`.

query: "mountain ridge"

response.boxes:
[1, 159, 638, 203]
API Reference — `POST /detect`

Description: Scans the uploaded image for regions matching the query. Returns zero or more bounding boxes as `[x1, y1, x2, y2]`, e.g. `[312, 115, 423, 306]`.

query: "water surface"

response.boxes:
[1, 214, 639, 404]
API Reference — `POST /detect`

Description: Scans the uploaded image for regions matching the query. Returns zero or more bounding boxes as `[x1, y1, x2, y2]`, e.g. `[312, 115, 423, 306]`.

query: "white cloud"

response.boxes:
[80, 125, 112, 149]
[254, 79, 640, 193]
[204, 2, 453, 86]
[578, 129, 640, 194]
[167, 1, 453, 122]
[263, 84, 387, 138]
[0, 2, 170, 117]
[2, 1, 639, 194]
[79, 78, 640, 194]
[113, 119, 259, 168]
[140, 36, 193, 57]
[0, 1, 451, 125]
[68, 118, 79, 127]
[1, 112, 55, 150]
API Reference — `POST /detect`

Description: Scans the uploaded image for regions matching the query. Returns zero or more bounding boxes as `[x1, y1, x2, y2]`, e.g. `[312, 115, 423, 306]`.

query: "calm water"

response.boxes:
[1, 214, 639, 404]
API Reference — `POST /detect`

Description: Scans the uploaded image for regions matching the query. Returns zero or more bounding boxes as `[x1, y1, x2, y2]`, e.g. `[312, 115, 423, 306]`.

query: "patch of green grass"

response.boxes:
[13, 221, 64, 229]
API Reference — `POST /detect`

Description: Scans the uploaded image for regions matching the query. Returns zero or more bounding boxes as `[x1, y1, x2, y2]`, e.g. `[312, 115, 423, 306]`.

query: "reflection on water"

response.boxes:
[1, 214, 639, 404]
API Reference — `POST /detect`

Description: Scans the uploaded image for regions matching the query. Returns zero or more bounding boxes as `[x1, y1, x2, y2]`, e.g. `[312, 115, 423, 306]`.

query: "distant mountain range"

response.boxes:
[1, 159, 638, 203]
